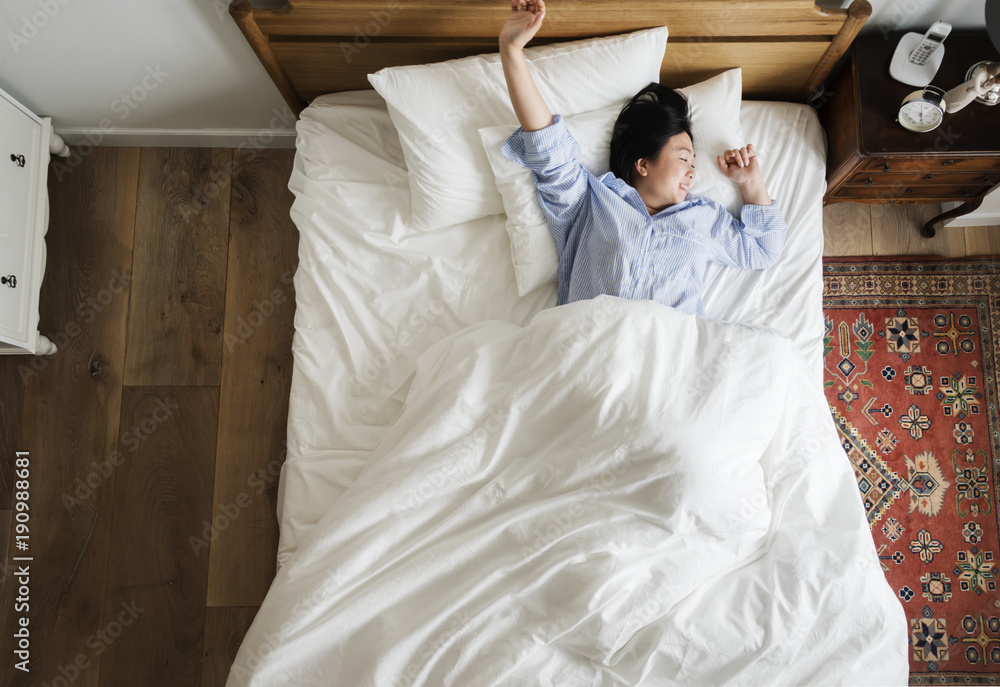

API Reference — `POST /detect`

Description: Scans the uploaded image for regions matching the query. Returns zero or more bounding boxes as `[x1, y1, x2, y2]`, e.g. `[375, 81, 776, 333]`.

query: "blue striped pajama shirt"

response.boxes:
[501, 115, 788, 316]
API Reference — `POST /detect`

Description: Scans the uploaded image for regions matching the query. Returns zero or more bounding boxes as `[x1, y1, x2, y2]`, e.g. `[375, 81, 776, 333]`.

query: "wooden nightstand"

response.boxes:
[820, 31, 1000, 237]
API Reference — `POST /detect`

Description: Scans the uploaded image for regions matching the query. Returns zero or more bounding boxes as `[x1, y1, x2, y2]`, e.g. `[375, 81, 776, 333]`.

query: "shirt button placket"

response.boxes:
[630, 219, 654, 300]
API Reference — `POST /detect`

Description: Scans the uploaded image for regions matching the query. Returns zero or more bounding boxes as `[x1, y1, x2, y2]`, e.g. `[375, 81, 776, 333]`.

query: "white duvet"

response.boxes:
[229, 298, 906, 686]
[277, 96, 830, 567]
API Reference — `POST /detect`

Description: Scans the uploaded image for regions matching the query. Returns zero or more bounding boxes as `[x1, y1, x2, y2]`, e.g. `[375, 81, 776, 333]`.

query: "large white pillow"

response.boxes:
[682, 68, 744, 215]
[368, 27, 669, 232]
[479, 68, 745, 296]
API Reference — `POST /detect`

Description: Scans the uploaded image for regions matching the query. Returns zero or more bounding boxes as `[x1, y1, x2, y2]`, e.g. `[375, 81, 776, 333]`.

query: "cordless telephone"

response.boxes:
[889, 21, 952, 87]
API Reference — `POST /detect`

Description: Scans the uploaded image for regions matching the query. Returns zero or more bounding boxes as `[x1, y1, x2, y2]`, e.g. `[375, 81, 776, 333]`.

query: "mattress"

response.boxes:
[278, 92, 829, 565]
[225, 90, 909, 687]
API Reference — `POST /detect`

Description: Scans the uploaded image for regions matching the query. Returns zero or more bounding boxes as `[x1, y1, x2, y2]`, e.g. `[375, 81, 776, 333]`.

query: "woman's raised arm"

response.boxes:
[499, 0, 553, 132]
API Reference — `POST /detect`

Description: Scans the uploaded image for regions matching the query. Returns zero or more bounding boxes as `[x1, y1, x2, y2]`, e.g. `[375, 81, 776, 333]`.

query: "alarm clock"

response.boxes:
[897, 85, 947, 132]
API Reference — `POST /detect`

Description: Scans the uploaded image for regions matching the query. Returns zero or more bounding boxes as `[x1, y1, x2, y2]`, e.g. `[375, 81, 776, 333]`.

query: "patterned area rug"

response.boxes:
[823, 257, 1000, 685]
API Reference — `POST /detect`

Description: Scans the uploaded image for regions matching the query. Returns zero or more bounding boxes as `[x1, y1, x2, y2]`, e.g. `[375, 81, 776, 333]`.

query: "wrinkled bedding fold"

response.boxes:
[229, 299, 906, 686]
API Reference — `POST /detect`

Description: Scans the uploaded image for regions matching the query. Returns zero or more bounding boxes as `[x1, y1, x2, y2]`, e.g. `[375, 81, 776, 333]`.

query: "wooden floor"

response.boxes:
[0, 147, 296, 687]
[0, 148, 997, 685]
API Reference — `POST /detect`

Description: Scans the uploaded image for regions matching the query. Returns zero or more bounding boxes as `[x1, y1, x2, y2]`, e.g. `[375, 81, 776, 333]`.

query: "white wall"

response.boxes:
[0, 0, 295, 147]
[0, 0, 992, 147]
[818, 0, 988, 32]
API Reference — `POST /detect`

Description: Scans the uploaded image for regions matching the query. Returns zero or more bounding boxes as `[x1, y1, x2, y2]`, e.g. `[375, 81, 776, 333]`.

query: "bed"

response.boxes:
[226, 1, 909, 685]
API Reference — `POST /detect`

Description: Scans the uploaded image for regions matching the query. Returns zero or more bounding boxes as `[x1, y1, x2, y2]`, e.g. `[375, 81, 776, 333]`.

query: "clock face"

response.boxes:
[899, 99, 943, 132]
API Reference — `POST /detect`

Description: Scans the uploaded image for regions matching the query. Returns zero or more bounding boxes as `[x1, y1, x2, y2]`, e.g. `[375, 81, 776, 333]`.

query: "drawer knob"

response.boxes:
[923, 174, 934, 180]
[905, 187, 916, 193]
[1, 275, 16, 288]
[882, 163, 891, 172]
[9, 154, 25, 168]
[865, 177, 875, 186]
[942, 159, 955, 166]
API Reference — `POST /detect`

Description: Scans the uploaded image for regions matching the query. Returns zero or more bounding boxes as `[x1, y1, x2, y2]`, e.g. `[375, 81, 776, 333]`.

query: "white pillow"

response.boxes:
[368, 27, 669, 232]
[479, 68, 745, 296]
[681, 68, 744, 216]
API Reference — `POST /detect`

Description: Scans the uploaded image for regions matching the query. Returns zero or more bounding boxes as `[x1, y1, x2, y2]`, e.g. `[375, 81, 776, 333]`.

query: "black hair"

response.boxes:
[610, 83, 693, 186]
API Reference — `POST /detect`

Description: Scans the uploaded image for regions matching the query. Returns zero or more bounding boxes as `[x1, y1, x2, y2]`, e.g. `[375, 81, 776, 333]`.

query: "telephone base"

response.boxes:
[890, 32, 945, 87]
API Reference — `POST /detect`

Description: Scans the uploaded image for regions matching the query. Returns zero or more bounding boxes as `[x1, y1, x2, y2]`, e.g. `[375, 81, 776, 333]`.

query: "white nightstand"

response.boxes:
[0, 86, 69, 356]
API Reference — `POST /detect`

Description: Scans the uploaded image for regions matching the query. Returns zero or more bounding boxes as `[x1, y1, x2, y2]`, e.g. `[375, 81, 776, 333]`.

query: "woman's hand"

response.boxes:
[500, 0, 545, 53]
[717, 144, 761, 185]
[718, 144, 771, 205]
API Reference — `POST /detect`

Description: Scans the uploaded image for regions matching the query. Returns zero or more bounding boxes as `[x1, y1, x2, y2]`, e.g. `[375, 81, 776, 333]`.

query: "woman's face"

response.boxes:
[633, 132, 695, 214]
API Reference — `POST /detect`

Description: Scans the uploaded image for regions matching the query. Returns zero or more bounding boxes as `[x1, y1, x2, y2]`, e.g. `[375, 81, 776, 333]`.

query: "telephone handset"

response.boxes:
[890, 21, 952, 87]
[909, 22, 951, 65]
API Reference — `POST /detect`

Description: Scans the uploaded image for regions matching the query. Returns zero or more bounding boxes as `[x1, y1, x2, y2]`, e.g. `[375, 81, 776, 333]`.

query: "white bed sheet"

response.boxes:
[231, 297, 907, 686]
[278, 91, 828, 566]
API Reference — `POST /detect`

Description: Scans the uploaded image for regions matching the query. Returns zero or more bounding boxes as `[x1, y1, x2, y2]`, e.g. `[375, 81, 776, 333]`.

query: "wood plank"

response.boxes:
[230, 1, 306, 116]
[823, 202, 872, 256]
[98, 386, 218, 687]
[802, 0, 870, 100]
[275, 39, 829, 100]
[964, 224, 1000, 256]
[0, 357, 25, 509]
[253, 0, 850, 38]
[871, 203, 967, 257]
[207, 150, 297, 607]
[660, 41, 828, 99]
[201, 606, 258, 687]
[0, 147, 139, 687]
[124, 148, 231, 387]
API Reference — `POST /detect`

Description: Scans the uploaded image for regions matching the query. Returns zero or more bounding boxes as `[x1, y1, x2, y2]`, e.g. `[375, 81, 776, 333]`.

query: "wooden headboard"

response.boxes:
[231, 0, 872, 117]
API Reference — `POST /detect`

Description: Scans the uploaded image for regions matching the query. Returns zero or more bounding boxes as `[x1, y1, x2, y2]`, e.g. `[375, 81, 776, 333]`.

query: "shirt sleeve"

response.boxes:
[707, 199, 788, 270]
[500, 115, 589, 258]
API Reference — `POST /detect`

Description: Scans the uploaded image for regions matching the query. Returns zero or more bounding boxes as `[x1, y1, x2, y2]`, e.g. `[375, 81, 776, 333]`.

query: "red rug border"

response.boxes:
[823, 255, 1000, 265]
[822, 259, 1000, 686]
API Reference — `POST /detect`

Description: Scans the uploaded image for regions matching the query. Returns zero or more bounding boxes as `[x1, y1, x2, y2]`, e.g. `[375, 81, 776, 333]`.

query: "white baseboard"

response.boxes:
[942, 187, 1000, 227]
[53, 127, 297, 149]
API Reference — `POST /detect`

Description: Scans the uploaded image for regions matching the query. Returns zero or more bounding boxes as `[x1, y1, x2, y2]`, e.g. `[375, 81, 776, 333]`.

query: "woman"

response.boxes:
[499, 0, 788, 315]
